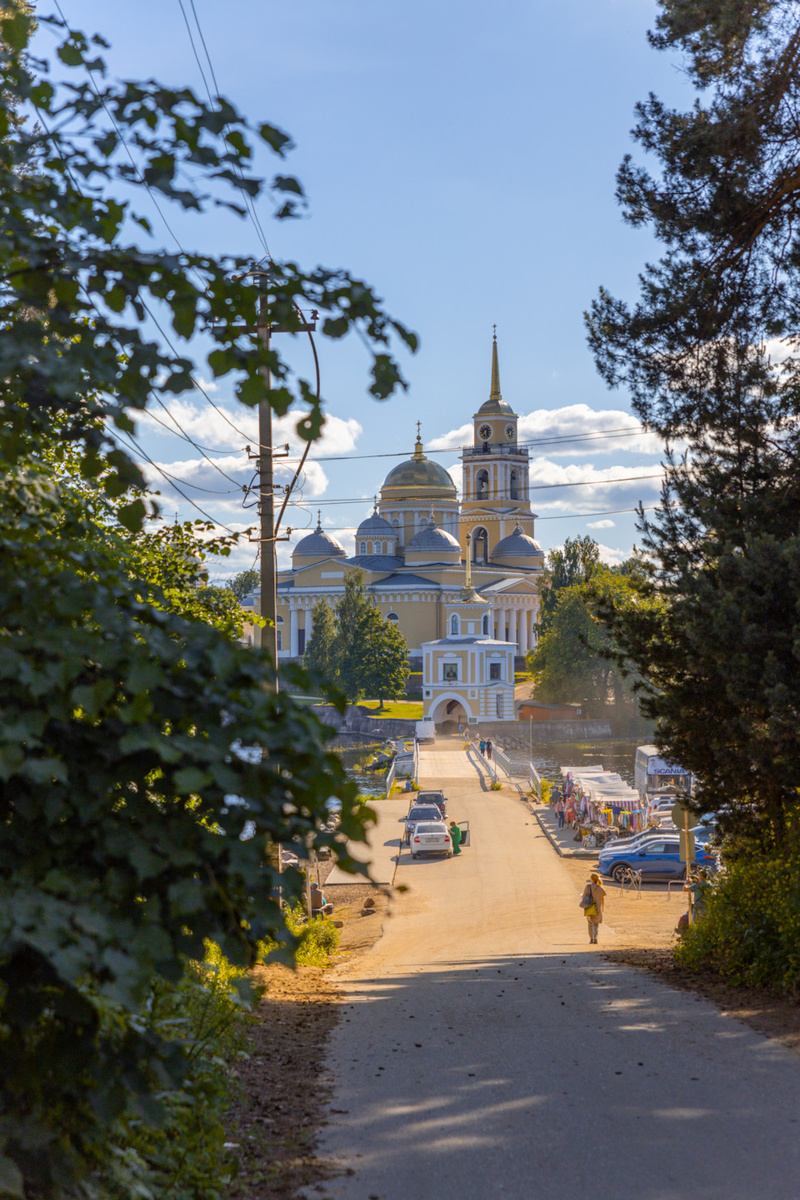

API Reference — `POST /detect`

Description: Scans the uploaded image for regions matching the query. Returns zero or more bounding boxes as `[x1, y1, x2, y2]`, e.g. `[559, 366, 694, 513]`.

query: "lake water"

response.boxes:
[507, 738, 641, 786]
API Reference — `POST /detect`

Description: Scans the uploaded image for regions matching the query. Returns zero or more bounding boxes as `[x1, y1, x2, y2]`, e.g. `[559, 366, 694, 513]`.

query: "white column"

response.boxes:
[509, 607, 518, 653]
[519, 608, 529, 655]
[488, 608, 495, 638]
[290, 606, 299, 657]
[305, 605, 313, 645]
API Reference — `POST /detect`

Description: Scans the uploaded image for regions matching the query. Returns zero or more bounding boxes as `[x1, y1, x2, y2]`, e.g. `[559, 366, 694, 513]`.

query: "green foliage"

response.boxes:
[0, 9, 415, 1193]
[303, 597, 338, 681]
[85, 943, 254, 1200]
[260, 903, 340, 968]
[489, 781, 503, 791]
[675, 851, 800, 992]
[540, 779, 552, 804]
[0, 8, 416, 504]
[528, 565, 643, 715]
[225, 569, 260, 602]
[334, 572, 409, 704]
[537, 536, 600, 636]
[0, 463, 365, 1193]
[585, 0, 800, 848]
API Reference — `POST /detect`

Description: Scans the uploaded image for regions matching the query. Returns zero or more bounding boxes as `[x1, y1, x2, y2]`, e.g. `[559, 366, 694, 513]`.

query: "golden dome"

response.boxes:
[380, 434, 457, 500]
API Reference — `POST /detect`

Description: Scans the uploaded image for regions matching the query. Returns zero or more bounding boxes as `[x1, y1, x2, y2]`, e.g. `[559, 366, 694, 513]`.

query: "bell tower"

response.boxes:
[459, 330, 534, 563]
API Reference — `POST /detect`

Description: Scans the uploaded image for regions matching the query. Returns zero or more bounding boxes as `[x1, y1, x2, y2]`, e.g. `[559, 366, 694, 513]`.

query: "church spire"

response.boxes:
[489, 326, 502, 402]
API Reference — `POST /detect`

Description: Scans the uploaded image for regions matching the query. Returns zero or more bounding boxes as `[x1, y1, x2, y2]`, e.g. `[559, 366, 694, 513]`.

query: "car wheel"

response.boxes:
[611, 864, 631, 883]
[411, 852, 417, 859]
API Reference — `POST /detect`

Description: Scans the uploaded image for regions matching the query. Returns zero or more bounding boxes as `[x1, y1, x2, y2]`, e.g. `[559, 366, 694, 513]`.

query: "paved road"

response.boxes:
[307, 744, 800, 1199]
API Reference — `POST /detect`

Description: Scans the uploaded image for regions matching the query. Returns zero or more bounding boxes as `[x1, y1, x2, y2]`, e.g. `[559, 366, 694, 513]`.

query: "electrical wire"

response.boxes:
[177, 0, 272, 258]
[283, 425, 654, 466]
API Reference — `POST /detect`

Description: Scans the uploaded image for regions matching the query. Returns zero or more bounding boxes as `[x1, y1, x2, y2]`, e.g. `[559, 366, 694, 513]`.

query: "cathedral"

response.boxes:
[265, 334, 545, 666]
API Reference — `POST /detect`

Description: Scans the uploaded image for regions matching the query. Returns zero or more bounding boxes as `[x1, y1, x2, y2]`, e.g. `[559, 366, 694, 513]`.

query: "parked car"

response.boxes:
[409, 820, 452, 859]
[415, 790, 447, 818]
[598, 837, 716, 883]
[401, 805, 444, 844]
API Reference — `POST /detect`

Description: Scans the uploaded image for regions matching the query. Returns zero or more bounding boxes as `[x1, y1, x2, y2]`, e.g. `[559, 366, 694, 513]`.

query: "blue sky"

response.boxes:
[44, 0, 693, 578]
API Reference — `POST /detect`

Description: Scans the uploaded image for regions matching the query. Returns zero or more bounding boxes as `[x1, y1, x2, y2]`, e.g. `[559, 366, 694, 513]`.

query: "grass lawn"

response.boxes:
[360, 700, 423, 719]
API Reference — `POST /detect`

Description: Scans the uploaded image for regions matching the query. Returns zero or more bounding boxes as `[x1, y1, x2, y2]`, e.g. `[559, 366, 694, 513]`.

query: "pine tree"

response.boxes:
[334, 571, 409, 704]
[586, 0, 800, 847]
[359, 608, 410, 710]
[304, 597, 338, 683]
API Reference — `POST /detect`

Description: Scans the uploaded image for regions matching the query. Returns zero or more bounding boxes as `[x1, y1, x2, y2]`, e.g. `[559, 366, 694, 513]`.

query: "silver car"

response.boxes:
[409, 820, 453, 859]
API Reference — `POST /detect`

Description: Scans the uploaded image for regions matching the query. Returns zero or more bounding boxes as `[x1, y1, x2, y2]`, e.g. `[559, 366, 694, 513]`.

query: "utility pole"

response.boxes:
[234, 271, 316, 680]
[257, 293, 279, 671]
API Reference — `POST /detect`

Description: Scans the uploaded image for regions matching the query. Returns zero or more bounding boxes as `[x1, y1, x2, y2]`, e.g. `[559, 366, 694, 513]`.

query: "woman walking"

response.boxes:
[580, 872, 606, 944]
[479, 738, 486, 757]
[554, 795, 566, 829]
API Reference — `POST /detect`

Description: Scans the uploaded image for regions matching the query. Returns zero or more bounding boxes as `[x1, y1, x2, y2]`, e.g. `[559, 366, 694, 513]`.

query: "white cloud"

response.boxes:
[587, 519, 616, 529]
[527, 457, 664, 515]
[135, 399, 362, 461]
[429, 404, 668, 459]
[597, 543, 628, 566]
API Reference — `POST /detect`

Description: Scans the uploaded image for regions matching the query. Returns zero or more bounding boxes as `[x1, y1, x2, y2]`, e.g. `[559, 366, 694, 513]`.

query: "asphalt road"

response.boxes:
[306, 744, 800, 1200]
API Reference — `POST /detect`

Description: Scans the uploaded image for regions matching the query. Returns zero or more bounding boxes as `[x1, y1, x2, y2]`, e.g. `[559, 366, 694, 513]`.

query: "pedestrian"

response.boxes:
[310, 883, 334, 916]
[579, 872, 606, 944]
[486, 739, 493, 761]
[449, 820, 462, 856]
[458, 719, 463, 735]
[479, 738, 486, 757]
[554, 795, 566, 829]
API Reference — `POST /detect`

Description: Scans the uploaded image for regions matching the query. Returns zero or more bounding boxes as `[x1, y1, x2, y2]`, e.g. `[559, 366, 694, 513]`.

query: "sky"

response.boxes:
[39, 0, 695, 579]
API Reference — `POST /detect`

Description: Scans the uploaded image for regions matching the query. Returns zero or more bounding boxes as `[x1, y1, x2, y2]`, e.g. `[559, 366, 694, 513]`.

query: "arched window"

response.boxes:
[509, 469, 519, 500]
[476, 469, 489, 499]
[359, 541, 367, 554]
[482, 613, 489, 635]
[472, 527, 489, 563]
[450, 613, 459, 635]
[387, 612, 399, 623]
[276, 614, 284, 652]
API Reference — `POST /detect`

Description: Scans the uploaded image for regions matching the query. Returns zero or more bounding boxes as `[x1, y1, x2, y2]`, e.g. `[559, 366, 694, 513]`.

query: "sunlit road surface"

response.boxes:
[306, 742, 800, 1200]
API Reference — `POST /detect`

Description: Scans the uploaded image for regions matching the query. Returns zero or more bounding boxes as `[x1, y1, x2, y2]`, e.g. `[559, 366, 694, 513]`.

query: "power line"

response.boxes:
[284, 425, 653, 466]
[116, 430, 249, 532]
[280, 473, 664, 508]
[177, 0, 272, 258]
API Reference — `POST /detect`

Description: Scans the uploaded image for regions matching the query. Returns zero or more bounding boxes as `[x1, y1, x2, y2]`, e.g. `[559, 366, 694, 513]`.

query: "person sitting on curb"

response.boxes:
[310, 882, 334, 916]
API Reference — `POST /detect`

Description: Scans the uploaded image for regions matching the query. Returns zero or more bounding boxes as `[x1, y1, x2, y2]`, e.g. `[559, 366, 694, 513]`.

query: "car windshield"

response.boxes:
[408, 807, 440, 820]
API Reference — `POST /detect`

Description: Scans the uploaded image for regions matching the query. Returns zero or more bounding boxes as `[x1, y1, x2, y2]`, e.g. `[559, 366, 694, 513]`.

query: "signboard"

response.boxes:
[671, 801, 699, 830]
[672, 801, 698, 864]
[649, 756, 692, 777]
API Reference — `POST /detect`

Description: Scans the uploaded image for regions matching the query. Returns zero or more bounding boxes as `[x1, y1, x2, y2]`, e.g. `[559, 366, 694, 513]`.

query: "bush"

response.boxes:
[81, 944, 255, 1200]
[540, 779, 552, 804]
[259, 903, 341, 968]
[675, 852, 800, 992]
[490, 781, 503, 791]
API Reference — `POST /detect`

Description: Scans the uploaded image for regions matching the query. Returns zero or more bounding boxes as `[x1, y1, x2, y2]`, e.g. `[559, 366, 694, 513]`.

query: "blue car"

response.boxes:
[599, 837, 715, 883]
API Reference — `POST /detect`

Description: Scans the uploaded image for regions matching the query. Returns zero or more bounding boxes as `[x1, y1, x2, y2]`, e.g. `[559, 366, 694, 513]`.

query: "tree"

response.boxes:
[0, 10, 413, 1192]
[528, 565, 641, 717]
[585, 0, 800, 848]
[226, 568, 260, 601]
[334, 571, 409, 704]
[358, 608, 410, 710]
[537, 535, 601, 635]
[303, 597, 338, 682]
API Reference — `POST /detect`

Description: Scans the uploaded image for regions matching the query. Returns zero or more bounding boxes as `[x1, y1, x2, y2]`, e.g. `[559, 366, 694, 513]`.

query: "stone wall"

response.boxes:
[312, 705, 417, 740]
[469, 719, 613, 747]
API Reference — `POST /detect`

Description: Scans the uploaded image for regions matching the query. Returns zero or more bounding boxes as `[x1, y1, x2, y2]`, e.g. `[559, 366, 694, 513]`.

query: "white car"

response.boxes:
[409, 820, 453, 859]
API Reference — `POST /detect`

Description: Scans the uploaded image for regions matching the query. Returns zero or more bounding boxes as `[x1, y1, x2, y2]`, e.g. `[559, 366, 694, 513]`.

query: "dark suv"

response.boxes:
[415, 790, 447, 819]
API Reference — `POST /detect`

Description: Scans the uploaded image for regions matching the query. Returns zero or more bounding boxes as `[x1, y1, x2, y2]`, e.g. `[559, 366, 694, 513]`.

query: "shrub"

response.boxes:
[259, 903, 341, 968]
[540, 779, 552, 804]
[490, 781, 503, 791]
[675, 852, 800, 992]
[81, 943, 255, 1200]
